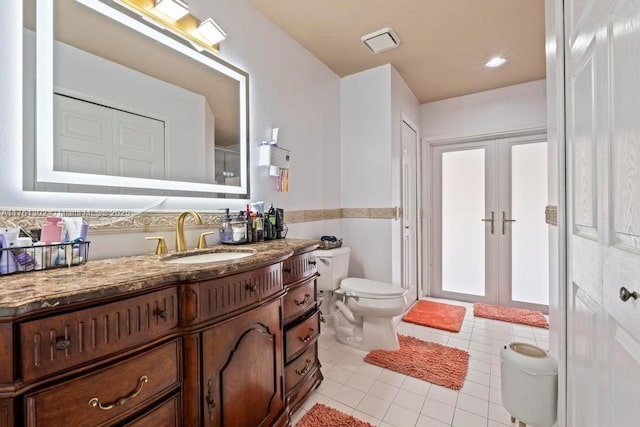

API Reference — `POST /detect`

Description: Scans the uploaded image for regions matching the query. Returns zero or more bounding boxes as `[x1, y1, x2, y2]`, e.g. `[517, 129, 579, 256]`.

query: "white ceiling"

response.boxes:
[248, 0, 546, 103]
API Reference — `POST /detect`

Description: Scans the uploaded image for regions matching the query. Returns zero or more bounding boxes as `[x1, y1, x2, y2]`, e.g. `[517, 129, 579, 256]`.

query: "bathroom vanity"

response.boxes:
[0, 239, 321, 426]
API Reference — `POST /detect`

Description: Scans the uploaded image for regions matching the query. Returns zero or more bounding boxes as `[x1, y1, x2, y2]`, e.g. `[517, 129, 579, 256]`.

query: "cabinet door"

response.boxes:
[201, 298, 283, 426]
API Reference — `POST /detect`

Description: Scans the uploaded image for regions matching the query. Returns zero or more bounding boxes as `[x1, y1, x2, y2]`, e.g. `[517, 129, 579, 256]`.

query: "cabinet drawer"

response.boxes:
[283, 277, 316, 324]
[285, 310, 320, 363]
[286, 366, 322, 415]
[284, 343, 318, 393]
[282, 251, 317, 284]
[123, 393, 181, 427]
[196, 263, 282, 323]
[20, 288, 178, 382]
[25, 339, 181, 427]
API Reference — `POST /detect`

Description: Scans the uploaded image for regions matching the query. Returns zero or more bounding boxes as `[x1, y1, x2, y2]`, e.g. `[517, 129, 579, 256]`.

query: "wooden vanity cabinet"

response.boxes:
[1, 244, 322, 427]
[281, 250, 323, 413]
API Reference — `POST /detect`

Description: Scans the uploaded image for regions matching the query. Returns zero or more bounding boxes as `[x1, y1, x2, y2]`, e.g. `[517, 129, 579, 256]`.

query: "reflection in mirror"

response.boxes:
[23, 0, 249, 198]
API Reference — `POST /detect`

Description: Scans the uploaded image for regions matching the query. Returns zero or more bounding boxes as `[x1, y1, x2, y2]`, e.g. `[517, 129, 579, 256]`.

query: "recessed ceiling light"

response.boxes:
[361, 27, 400, 54]
[485, 56, 507, 68]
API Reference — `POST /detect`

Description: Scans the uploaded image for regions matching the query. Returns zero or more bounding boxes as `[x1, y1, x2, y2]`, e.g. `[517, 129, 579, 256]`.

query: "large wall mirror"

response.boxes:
[23, 0, 249, 198]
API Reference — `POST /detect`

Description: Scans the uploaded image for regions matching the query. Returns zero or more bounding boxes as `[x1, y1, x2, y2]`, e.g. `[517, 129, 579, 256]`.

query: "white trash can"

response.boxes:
[500, 342, 558, 427]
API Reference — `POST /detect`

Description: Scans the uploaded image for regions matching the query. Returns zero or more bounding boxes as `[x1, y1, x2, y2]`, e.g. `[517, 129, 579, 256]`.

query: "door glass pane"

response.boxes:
[511, 142, 549, 305]
[442, 149, 485, 296]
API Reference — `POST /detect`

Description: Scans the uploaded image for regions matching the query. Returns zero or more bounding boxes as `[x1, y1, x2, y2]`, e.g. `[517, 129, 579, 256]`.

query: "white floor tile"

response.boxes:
[401, 376, 432, 396]
[332, 384, 366, 408]
[460, 380, 490, 401]
[427, 384, 459, 407]
[416, 415, 451, 427]
[456, 393, 489, 417]
[383, 404, 420, 427]
[323, 365, 354, 384]
[357, 394, 392, 420]
[393, 388, 427, 413]
[452, 408, 489, 427]
[369, 380, 401, 402]
[292, 297, 549, 427]
[315, 378, 341, 398]
[377, 369, 407, 387]
[421, 398, 455, 424]
[347, 372, 376, 393]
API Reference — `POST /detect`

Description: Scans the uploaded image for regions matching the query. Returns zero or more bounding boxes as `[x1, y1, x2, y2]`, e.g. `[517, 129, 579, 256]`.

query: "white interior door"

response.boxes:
[401, 120, 419, 308]
[432, 135, 548, 311]
[565, 0, 640, 424]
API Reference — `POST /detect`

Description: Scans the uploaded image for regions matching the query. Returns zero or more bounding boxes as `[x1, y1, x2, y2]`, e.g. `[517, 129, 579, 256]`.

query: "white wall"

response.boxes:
[340, 64, 419, 283]
[420, 79, 547, 140]
[1, 0, 342, 258]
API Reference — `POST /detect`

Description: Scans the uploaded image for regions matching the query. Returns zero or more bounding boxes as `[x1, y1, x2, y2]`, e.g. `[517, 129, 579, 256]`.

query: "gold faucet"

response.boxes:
[176, 210, 203, 252]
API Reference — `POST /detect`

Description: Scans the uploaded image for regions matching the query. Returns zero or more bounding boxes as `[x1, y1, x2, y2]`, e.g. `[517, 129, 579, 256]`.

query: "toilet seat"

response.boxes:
[341, 278, 407, 299]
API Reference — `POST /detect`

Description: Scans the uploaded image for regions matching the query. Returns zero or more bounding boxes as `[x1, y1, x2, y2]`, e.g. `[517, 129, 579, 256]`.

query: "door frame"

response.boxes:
[424, 127, 547, 303]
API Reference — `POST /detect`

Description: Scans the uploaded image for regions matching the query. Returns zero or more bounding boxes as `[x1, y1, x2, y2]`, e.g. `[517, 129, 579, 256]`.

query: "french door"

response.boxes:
[431, 133, 549, 312]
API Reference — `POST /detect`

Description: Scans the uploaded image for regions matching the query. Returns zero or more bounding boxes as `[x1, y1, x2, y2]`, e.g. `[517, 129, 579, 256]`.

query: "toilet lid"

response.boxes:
[341, 278, 407, 299]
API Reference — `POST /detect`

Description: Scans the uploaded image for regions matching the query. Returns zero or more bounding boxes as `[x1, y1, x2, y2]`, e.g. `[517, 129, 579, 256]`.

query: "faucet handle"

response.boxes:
[197, 232, 215, 249]
[146, 236, 168, 255]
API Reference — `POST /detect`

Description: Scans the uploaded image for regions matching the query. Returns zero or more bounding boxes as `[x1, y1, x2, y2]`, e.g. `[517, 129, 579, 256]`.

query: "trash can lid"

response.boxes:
[500, 342, 558, 376]
[509, 342, 547, 357]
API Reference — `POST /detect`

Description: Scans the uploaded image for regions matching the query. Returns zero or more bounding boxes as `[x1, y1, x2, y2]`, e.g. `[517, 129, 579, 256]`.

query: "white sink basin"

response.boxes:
[165, 252, 253, 264]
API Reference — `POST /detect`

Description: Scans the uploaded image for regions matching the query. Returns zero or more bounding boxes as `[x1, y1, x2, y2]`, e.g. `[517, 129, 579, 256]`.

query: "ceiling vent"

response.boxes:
[361, 27, 400, 54]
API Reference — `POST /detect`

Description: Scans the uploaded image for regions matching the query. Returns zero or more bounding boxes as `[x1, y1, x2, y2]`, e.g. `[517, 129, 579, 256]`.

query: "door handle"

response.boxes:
[502, 211, 516, 234]
[619, 287, 638, 302]
[481, 211, 495, 234]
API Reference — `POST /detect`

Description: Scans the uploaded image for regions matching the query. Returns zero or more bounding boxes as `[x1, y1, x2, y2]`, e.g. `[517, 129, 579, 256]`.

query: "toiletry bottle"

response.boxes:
[245, 206, 253, 243]
[41, 217, 63, 244]
[256, 214, 264, 241]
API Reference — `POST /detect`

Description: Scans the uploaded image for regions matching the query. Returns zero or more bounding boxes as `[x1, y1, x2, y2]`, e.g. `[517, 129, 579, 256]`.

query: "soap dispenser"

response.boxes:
[41, 217, 63, 244]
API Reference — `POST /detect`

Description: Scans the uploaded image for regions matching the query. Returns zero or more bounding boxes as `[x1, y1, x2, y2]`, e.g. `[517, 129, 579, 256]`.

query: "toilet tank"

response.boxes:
[315, 247, 351, 291]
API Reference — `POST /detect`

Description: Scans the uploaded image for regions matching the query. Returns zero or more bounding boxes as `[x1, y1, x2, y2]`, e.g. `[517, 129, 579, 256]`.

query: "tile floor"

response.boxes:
[291, 297, 550, 427]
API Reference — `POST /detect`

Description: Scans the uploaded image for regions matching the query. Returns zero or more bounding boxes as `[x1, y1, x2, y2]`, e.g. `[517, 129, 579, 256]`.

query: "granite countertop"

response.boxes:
[0, 238, 320, 317]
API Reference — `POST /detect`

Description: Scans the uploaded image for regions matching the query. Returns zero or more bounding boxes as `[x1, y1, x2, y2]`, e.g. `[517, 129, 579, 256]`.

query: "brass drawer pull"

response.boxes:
[88, 375, 148, 411]
[294, 294, 311, 306]
[246, 283, 258, 292]
[295, 359, 312, 376]
[308, 260, 316, 266]
[55, 338, 71, 351]
[298, 328, 314, 343]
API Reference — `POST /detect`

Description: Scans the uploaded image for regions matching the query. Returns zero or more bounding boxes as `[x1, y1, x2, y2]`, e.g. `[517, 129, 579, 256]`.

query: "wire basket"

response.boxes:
[0, 241, 90, 275]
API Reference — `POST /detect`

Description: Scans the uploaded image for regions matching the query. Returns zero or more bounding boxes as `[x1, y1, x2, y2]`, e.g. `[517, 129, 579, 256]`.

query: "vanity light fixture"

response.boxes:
[485, 56, 507, 68]
[118, 0, 226, 52]
[153, 0, 189, 21]
[192, 18, 226, 45]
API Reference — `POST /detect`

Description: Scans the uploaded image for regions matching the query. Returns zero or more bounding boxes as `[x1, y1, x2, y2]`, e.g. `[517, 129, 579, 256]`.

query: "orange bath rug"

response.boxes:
[295, 403, 376, 427]
[473, 303, 549, 329]
[402, 299, 467, 332]
[364, 334, 469, 390]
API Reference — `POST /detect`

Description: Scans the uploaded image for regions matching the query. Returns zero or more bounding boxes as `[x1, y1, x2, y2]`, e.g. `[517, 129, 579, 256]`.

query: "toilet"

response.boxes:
[316, 247, 408, 351]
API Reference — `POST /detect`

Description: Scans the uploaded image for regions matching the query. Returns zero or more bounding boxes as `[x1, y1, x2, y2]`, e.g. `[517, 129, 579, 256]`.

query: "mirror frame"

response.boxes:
[34, 0, 249, 196]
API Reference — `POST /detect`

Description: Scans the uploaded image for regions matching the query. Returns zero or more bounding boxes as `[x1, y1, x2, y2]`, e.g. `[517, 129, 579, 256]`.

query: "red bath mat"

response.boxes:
[364, 334, 469, 390]
[296, 403, 375, 427]
[402, 300, 467, 332]
[473, 303, 549, 329]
